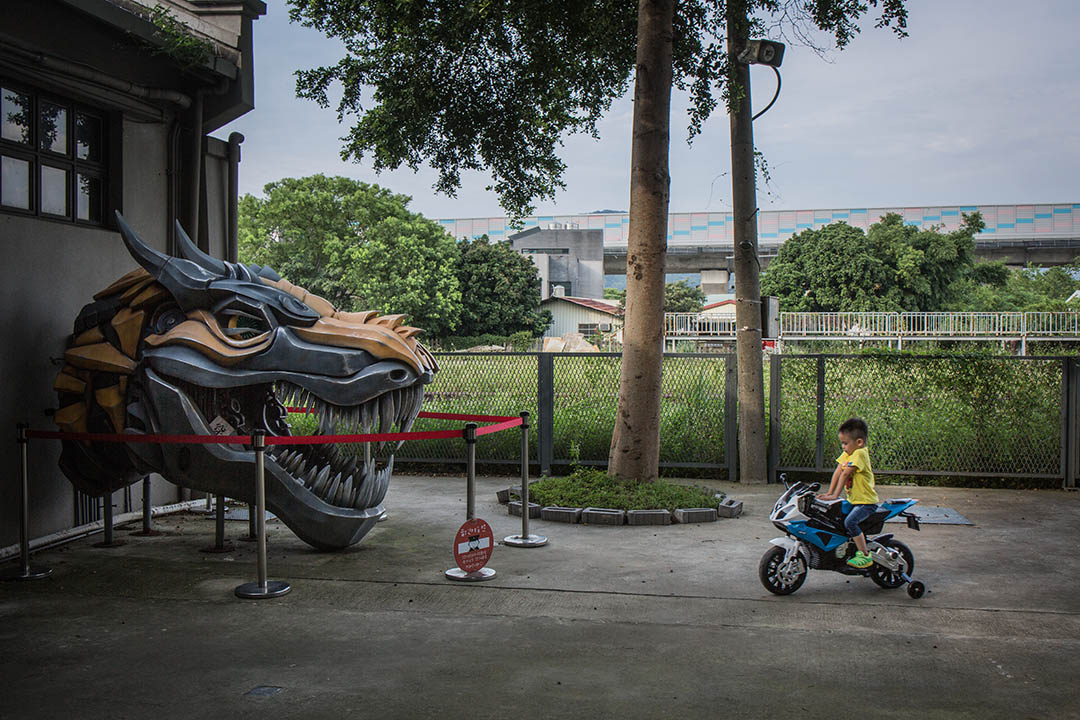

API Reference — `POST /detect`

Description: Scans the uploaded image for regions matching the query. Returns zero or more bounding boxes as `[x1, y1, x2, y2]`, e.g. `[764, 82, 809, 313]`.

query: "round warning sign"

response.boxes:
[453, 518, 494, 573]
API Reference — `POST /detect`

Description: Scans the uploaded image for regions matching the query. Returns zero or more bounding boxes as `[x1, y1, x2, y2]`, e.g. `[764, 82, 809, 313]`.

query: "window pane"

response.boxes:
[1, 88, 31, 145]
[1, 155, 30, 209]
[77, 173, 102, 223]
[40, 102, 68, 155]
[41, 165, 68, 216]
[76, 113, 102, 161]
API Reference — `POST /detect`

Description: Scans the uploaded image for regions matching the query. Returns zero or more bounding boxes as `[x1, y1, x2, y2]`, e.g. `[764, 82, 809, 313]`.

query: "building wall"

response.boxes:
[511, 228, 604, 299]
[543, 301, 620, 338]
[0, 121, 238, 547]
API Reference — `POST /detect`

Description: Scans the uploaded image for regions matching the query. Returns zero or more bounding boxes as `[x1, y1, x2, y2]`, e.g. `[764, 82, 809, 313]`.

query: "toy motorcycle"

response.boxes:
[759, 475, 927, 599]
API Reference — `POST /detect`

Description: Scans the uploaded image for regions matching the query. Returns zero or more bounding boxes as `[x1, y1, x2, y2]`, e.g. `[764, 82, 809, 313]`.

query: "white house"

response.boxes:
[540, 291, 622, 341]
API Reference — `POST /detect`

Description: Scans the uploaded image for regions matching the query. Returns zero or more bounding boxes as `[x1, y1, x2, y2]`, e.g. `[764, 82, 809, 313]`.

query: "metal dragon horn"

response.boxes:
[114, 211, 220, 310]
[173, 219, 230, 276]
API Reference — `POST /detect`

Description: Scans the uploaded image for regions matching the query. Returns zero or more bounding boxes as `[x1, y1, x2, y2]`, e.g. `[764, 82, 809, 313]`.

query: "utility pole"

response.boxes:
[726, 0, 767, 484]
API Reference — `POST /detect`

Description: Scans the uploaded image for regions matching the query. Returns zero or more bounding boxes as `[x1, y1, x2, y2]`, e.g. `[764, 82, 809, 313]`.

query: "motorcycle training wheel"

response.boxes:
[759, 545, 807, 595]
[870, 538, 915, 589]
[907, 580, 926, 599]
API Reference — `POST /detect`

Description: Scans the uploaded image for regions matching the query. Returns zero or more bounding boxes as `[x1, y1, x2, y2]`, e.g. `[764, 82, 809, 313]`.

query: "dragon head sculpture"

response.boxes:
[53, 212, 438, 549]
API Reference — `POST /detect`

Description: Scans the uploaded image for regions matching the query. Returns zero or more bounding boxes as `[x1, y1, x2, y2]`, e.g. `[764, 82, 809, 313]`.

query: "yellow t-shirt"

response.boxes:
[836, 447, 878, 504]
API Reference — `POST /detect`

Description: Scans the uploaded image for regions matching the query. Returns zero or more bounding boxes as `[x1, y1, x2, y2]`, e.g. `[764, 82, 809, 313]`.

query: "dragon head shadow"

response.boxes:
[53, 212, 438, 549]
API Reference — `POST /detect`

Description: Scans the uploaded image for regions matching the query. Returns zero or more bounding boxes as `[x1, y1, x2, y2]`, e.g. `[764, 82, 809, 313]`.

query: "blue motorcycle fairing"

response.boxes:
[787, 499, 918, 552]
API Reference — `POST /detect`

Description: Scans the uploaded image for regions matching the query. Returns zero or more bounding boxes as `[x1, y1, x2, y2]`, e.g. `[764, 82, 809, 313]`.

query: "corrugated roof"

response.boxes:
[542, 296, 622, 316]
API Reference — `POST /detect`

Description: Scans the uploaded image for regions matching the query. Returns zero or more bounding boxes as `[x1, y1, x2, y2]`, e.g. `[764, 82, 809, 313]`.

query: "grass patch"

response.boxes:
[527, 467, 722, 512]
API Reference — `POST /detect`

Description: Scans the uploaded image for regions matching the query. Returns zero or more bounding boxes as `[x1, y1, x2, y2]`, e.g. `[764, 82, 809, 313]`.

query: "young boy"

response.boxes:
[817, 417, 879, 569]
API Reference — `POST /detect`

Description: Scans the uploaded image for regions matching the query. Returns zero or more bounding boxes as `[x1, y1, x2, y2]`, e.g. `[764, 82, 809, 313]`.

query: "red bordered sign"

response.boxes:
[453, 518, 494, 573]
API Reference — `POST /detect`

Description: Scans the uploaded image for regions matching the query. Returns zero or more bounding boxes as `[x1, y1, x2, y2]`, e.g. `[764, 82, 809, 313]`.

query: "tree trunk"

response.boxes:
[726, 0, 768, 484]
[608, 0, 673, 483]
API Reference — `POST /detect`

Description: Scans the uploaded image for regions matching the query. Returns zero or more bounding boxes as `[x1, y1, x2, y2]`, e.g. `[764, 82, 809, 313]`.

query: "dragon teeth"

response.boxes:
[380, 393, 395, 433]
[303, 465, 318, 488]
[287, 452, 304, 475]
[312, 465, 331, 495]
[326, 472, 342, 504]
[341, 475, 354, 506]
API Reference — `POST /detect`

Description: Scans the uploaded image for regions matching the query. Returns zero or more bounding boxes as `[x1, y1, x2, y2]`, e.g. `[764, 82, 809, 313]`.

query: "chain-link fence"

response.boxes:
[770, 354, 1078, 487]
[399, 352, 736, 476]
[400, 351, 1078, 487]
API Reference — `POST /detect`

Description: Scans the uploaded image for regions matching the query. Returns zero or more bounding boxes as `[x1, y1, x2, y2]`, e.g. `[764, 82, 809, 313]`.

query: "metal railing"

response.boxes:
[661, 311, 1080, 354]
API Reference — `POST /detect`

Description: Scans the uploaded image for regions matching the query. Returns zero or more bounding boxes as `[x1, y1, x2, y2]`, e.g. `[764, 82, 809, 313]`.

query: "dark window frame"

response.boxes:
[0, 79, 113, 226]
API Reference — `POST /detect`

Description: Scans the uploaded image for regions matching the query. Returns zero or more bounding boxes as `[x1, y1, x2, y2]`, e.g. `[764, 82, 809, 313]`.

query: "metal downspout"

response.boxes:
[227, 132, 245, 263]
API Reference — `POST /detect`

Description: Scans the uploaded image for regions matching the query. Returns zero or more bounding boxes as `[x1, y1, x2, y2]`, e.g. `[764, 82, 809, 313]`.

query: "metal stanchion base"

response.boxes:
[0, 564, 52, 581]
[234, 580, 291, 599]
[377, 512, 389, 522]
[129, 528, 164, 537]
[444, 567, 496, 582]
[503, 533, 548, 548]
[92, 539, 126, 548]
[200, 542, 236, 554]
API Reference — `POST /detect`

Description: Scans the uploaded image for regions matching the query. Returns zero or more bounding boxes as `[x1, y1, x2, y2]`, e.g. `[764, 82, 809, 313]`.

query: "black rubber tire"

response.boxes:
[759, 545, 807, 595]
[907, 580, 926, 599]
[870, 539, 915, 589]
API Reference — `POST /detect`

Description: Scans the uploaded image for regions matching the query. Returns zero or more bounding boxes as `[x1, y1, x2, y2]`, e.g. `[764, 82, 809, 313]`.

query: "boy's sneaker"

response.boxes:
[846, 551, 873, 568]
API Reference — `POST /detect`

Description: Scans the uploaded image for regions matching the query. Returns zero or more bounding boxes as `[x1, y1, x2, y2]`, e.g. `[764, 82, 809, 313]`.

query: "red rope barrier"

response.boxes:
[27, 430, 251, 444]
[28, 412, 523, 445]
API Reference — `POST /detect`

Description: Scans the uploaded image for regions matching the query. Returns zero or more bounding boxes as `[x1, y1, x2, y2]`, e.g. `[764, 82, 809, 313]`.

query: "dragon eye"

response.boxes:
[220, 311, 269, 341]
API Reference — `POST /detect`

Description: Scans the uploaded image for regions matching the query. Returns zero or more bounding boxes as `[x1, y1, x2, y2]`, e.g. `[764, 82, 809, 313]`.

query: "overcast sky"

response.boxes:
[218, 0, 1080, 220]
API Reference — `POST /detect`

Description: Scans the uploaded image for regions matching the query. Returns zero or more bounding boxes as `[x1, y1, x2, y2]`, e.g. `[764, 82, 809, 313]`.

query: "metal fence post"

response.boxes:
[1, 424, 51, 581]
[1062, 358, 1071, 492]
[724, 354, 738, 482]
[235, 431, 290, 599]
[815, 356, 826, 471]
[767, 354, 781, 483]
[538, 352, 554, 476]
[505, 412, 547, 548]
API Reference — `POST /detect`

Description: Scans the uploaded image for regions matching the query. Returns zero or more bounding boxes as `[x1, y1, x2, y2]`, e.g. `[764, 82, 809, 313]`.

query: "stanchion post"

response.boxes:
[465, 422, 477, 520]
[235, 430, 289, 599]
[1, 424, 51, 580]
[445, 422, 496, 581]
[504, 411, 547, 548]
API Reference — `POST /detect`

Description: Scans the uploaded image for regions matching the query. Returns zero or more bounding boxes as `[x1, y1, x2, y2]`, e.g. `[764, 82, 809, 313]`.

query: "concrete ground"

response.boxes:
[2, 475, 1079, 720]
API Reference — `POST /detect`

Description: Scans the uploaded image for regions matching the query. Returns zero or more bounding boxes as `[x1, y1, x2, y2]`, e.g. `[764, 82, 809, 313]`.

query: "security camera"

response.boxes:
[738, 39, 785, 67]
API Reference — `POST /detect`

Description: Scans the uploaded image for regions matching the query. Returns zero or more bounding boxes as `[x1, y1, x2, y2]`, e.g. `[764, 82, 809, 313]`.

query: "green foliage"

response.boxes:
[603, 287, 625, 301]
[664, 279, 706, 313]
[761, 213, 981, 311]
[948, 262, 1080, 312]
[239, 175, 462, 337]
[596, 281, 703, 313]
[455, 236, 551, 337]
[287, 0, 907, 218]
[528, 468, 721, 511]
[145, 5, 214, 69]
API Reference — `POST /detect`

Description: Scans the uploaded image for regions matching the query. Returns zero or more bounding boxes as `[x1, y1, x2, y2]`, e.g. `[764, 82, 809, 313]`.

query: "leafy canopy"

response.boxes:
[455, 236, 552, 337]
[601, 280, 706, 313]
[948, 262, 1080, 312]
[239, 174, 462, 337]
[287, 0, 907, 218]
[760, 213, 988, 312]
